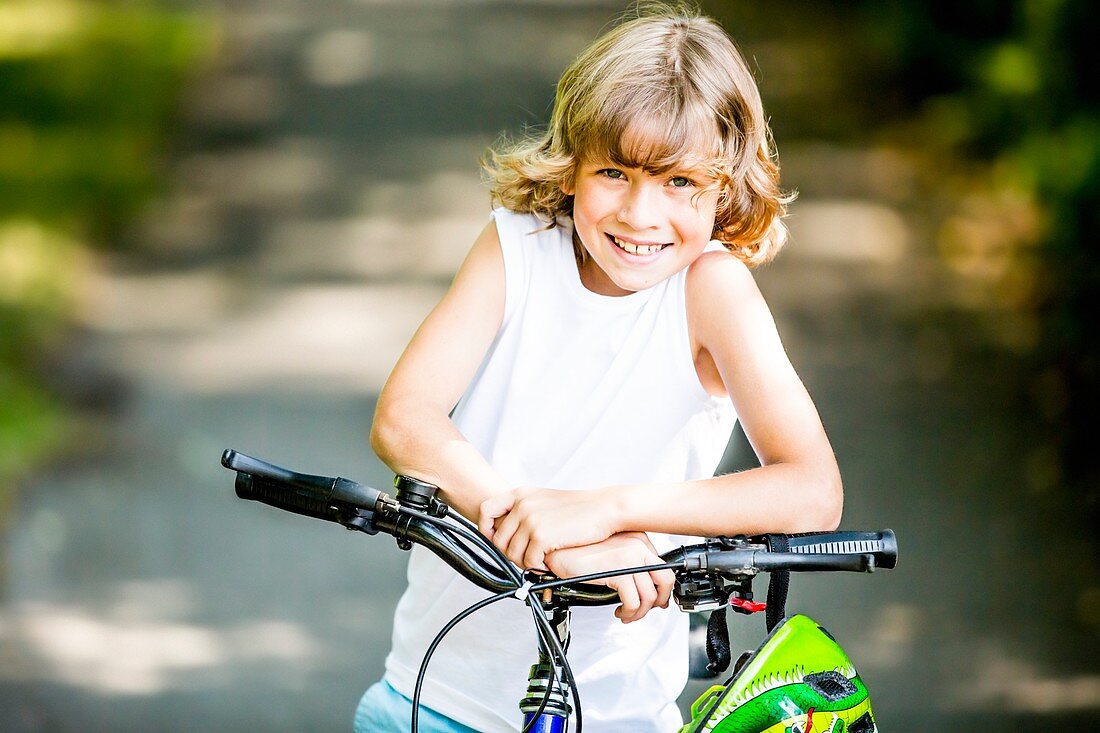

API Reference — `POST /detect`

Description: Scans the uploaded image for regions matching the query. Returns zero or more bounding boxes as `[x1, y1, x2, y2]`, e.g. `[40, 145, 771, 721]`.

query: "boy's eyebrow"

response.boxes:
[672, 163, 712, 176]
[581, 156, 716, 177]
[659, 162, 720, 181]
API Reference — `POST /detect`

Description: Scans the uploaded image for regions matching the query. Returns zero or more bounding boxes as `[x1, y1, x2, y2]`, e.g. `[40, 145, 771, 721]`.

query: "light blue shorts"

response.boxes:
[353, 678, 479, 733]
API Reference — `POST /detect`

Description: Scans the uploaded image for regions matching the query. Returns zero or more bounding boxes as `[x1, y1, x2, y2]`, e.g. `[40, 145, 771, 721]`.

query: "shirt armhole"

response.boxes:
[490, 208, 526, 331]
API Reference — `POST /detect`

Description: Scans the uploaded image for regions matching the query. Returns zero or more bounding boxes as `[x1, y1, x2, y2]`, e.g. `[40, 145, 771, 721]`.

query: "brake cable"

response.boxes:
[399, 508, 581, 732]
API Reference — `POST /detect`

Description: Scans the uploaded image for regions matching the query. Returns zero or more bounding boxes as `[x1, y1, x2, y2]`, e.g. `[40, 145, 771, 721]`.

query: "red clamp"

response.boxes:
[729, 596, 767, 613]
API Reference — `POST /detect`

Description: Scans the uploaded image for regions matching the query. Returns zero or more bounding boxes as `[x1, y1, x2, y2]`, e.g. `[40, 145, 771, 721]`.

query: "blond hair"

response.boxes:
[484, 4, 792, 266]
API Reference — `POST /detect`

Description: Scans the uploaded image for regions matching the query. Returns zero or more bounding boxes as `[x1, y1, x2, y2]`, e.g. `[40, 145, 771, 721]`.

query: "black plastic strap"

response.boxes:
[764, 533, 790, 632]
[704, 606, 731, 676]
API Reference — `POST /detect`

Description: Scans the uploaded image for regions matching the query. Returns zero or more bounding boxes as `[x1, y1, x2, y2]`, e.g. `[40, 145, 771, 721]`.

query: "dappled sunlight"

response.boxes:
[176, 139, 337, 212]
[226, 620, 321, 664]
[785, 199, 910, 265]
[357, 170, 487, 218]
[80, 270, 232, 336]
[290, 2, 598, 82]
[303, 29, 376, 87]
[262, 212, 484, 280]
[81, 164, 489, 393]
[144, 283, 445, 394]
[16, 604, 224, 695]
[760, 196, 917, 313]
[0, 0, 89, 57]
[949, 639, 1100, 713]
[1, 597, 323, 696]
[1015, 677, 1100, 713]
[937, 186, 1043, 310]
[0, 219, 88, 311]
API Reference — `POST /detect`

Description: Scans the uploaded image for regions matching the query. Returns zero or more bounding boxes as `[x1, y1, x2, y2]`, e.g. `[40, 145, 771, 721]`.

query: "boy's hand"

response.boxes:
[544, 532, 673, 623]
[478, 487, 620, 570]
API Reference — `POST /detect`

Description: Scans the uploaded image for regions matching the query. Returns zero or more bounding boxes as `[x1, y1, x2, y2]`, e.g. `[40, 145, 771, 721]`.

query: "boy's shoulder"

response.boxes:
[686, 247, 755, 298]
[685, 247, 769, 348]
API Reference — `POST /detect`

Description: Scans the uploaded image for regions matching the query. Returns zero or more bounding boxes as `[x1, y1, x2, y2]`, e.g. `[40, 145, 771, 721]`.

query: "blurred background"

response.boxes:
[1, 0, 1097, 730]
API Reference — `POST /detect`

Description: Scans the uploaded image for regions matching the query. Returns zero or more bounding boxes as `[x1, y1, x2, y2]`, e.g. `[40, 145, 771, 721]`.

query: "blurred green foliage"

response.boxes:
[0, 0, 216, 501]
[858, 0, 1098, 228]
[852, 0, 1098, 518]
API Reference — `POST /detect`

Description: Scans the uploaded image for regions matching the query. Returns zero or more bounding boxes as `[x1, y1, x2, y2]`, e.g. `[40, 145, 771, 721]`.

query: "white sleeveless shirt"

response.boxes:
[384, 208, 737, 732]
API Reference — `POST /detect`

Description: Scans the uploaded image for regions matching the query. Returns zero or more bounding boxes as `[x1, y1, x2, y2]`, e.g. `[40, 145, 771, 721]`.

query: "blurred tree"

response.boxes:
[0, 0, 215, 506]
[852, 0, 1099, 527]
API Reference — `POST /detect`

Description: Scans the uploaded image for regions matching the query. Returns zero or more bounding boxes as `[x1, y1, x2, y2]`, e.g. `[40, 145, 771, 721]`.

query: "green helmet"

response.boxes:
[680, 615, 876, 733]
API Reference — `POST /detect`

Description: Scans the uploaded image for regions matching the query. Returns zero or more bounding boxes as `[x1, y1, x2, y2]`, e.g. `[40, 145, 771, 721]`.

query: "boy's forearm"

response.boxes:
[608, 460, 843, 537]
[370, 401, 509, 521]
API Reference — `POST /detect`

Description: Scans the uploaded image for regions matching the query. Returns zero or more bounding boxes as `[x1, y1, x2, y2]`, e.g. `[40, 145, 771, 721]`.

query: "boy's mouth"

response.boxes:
[606, 233, 671, 256]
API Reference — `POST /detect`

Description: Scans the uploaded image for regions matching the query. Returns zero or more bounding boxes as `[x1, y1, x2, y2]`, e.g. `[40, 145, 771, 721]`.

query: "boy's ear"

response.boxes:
[559, 168, 576, 196]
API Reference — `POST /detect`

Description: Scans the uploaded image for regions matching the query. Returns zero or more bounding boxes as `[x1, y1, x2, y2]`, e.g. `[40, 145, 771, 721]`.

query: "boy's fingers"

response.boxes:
[478, 494, 515, 536]
[477, 514, 492, 538]
[492, 511, 520, 555]
[633, 573, 657, 621]
[476, 500, 496, 536]
[505, 527, 531, 567]
[612, 578, 641, 623]
[523, 545, 546, 572]
[651, 568, 674, 609]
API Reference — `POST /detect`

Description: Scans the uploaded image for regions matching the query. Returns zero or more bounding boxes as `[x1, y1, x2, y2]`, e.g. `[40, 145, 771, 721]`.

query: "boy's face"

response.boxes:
[564, 156, 719, 296]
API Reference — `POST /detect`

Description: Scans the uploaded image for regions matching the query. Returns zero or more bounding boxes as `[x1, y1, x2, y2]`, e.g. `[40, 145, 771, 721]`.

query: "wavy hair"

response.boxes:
[484, 4, 793, 266]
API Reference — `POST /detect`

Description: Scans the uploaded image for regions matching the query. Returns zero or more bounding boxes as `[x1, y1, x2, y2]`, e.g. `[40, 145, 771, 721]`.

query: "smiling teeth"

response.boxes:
[612, 235, 664, 255]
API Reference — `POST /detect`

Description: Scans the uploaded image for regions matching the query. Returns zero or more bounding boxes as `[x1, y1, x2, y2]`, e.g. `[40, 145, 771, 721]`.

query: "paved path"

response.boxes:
[2, 1, 1097, 731]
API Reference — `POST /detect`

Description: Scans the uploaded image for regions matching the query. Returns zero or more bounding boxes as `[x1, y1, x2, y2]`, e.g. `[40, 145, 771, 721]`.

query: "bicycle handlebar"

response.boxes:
[222, 450, 898, 607]
[223, 449, 620, 601]
[224, 449, 386, 515]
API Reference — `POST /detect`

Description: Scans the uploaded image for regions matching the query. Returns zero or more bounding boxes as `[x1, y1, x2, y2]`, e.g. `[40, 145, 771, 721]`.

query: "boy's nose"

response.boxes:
[617, 184, 663, 231]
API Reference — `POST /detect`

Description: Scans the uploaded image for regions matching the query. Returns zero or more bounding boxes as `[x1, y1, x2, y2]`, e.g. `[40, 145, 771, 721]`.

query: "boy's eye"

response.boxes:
[598, 168, 625, 180]
[669, 176, 693, 188]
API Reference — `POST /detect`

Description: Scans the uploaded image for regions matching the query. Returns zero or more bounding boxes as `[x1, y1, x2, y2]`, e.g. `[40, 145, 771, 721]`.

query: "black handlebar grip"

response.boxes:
[787, 529, 898, 569]
[222, 449, 384, 511]
[234, 472, 347, 523]
[752, 551, 872, 573]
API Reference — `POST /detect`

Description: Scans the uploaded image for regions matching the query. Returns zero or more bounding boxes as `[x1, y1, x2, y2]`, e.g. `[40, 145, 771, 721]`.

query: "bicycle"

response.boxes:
[221, 449, 897, 733]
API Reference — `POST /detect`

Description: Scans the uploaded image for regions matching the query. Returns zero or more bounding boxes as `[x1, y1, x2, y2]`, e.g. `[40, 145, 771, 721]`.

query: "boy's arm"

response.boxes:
[370, 220, 511, 521]
[482, 250, 842, 569]
[608, 250, 843, 536]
